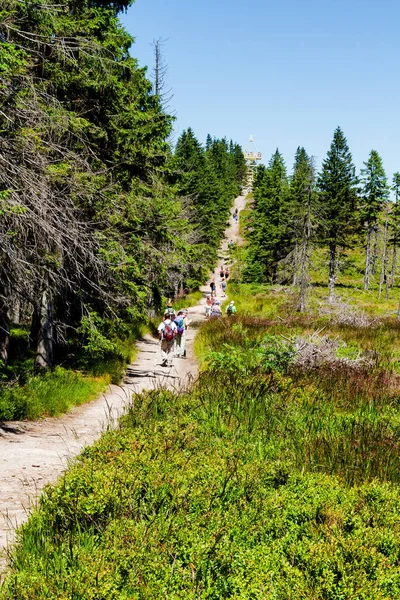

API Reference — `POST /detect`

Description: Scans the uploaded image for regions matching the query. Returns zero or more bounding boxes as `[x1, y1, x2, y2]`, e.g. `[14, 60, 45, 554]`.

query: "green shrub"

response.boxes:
[207, 334, 294, 376]
[0, 367, 107, 420]
[3, 385, 400, 599]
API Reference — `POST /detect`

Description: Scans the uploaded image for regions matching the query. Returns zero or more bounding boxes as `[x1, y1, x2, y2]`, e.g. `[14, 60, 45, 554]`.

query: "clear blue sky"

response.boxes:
[121, 0, 399, 182]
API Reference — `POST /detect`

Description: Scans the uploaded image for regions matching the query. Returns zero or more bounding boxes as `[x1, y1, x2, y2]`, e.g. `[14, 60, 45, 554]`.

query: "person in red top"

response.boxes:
[157, 312, 177, 367]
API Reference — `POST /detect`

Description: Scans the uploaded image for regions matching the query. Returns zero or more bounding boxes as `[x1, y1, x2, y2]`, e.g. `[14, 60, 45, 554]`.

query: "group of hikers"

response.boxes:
[157, 302, 190, 367]
[205, 295, 236, 319]
[157, 200, 241, 368]
[210, 265, 230, 297]
[157, 285, 237, 366]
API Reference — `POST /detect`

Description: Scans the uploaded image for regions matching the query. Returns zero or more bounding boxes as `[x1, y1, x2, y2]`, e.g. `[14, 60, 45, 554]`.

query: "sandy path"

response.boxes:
[0, 193, 246, 572]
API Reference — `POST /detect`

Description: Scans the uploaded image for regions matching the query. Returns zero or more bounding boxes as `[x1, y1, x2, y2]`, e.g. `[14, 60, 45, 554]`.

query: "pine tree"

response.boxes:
[360, 150, 389, 290]
[317, 127, 358, 301]
[173, 130, 244, 283]
[245, 150, 289, 283]
[288, 147, 317, 310]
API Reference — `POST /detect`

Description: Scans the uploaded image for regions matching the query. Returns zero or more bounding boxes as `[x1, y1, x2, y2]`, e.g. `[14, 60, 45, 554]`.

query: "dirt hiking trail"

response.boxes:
[0, 192, 247, 572]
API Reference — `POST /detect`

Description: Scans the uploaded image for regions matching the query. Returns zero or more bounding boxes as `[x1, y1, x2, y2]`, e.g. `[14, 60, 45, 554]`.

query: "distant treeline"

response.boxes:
[245, 127, 400, 308]
[0, 0, 245, 373]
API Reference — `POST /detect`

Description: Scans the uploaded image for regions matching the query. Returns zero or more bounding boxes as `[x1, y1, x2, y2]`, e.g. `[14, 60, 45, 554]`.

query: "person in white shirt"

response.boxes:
[157, 312, 177, 366]
[205, 294, 213, 317]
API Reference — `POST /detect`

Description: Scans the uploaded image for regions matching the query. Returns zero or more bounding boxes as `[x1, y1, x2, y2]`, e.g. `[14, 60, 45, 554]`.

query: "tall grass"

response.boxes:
[0, 367, 107, 421]
[0, 323, 144, 421]
[2, 372, 400, 598]
[3, 286, 400, 597]
[195, 316, 400, 484]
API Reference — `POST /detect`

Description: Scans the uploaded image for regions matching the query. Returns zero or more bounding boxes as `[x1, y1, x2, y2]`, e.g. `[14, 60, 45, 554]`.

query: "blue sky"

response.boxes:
[121, 0, 399, 182]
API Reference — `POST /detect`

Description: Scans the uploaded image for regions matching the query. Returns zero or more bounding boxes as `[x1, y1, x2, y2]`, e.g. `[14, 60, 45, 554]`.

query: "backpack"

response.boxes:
[211, 305, 222, 316]
[163, 322, 174, 342]
[174, 316, 185, 336]
[227, 305, 233, 315]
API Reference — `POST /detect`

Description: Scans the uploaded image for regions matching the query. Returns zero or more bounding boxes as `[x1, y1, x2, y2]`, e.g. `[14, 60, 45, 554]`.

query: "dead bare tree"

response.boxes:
[379, 205, 389, 300]
[151, 38, 173, 111]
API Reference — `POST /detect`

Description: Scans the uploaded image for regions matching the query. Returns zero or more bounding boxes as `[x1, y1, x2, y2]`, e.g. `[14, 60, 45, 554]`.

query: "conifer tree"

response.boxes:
[360, 150, 389, 290]
[288, 147, 317, 310]
[0, 0, 244, 374]
[173, 130, 244, 283]
[317, 127, 358, 301]
[245, 150, 289, 283]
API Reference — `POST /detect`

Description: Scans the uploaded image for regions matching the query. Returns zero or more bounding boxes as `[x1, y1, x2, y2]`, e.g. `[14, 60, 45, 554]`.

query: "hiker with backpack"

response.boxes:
[225, 267, 229, 280]
[174, 310, 186, 358]
[226, 301, 237, 316]
[210, 300, 222, 319]
[210, 280, 216, 295]
[221, 279, 227, 296]
[158, 311, 177, 366]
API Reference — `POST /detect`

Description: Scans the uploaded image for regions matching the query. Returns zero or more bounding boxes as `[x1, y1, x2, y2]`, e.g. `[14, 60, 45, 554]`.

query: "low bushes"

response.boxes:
[2, 299, 400, 597]
[2, 381, 400, 598]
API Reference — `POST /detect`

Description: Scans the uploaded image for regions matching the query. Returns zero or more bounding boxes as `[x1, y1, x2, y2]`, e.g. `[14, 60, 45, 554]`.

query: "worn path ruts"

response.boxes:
[0, 192, 247, 572]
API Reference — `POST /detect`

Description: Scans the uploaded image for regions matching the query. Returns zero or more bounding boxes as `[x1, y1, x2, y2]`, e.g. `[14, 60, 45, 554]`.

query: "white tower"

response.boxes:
[244, 136, 262, 188]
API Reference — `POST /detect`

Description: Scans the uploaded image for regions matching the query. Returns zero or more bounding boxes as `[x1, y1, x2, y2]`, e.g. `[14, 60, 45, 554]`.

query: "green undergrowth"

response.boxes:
[0, 324, 143, 421]
[239, 207, 251, 238]
[0, 288, 202, 421]
[3, 284, 400, 597]
[173, 290, 203, 312]
[3, 368, 400, 598]
[0, 367, 107, 421]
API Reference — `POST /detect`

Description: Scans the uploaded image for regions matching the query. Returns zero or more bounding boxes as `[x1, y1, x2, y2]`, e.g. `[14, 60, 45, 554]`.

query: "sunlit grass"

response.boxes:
[0, 367, 108, 421]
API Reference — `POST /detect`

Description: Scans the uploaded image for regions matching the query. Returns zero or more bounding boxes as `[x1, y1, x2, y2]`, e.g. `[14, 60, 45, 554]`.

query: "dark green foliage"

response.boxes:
[288, 147, 316, 236]
[243, 128, 359, 295]
[360, 150, 389, 227]
[3, 317, 400, 597]
[0, 0, 244, 403]
[389, 172, 400, 251]
[173, 129, 245, 275]
[360, 150, 389, 289]
[317, 127, 359, 246]
[287, 147, 317, 303]
[244, 150, 289, 283]
[317, 127, 359, 297]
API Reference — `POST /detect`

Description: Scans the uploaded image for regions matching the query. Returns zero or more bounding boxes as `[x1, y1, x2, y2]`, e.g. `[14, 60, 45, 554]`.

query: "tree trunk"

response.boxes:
[390, 244, 397, 288]
[364, 225, 372, 291]
[292, 242, 299, 286]
[10, 296, 21, 325]
[35, 288, 53, 371]
[0, 305, 10, 366]
[328, 240, 336, 302]
[298, 190, 312, 312]
[371, 225, 379, 276]
[379, 209, 389, 299]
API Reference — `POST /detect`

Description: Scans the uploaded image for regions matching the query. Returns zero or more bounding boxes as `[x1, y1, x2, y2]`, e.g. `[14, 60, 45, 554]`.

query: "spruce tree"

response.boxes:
[245, 150, 289, 283]
[360, 150, 388, 290]
[317, 127, 358, 301]
[288, 147, 317, 310]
